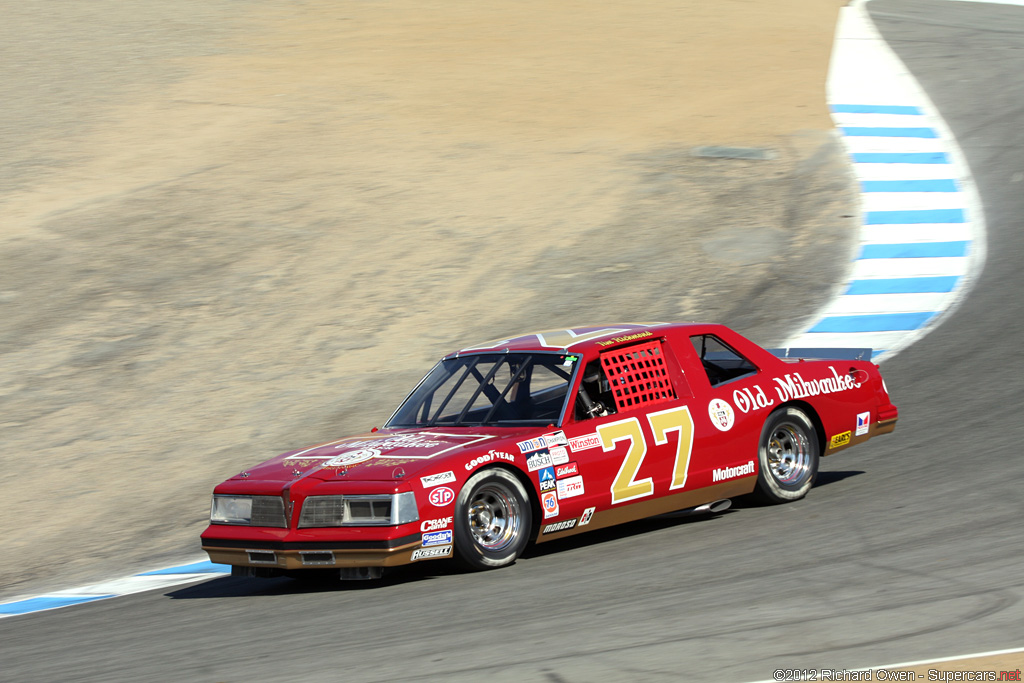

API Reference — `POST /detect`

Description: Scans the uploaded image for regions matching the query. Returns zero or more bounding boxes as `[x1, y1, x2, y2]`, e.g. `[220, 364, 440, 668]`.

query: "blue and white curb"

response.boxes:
[787, 0, 987, 361]
[0, 560, 229, 618]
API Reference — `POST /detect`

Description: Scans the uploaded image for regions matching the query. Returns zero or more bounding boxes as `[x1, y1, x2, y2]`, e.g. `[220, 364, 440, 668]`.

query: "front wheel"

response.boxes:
[454, 468, 532, 570]
[755, 407, 819, 504]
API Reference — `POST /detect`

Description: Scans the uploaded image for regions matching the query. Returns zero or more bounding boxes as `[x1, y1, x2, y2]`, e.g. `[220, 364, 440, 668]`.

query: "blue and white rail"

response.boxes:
[787, 0, 986, 361]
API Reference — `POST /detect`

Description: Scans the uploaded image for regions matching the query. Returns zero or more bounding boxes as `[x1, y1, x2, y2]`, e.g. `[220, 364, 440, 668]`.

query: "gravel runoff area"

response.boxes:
[0, 0, 852, 600]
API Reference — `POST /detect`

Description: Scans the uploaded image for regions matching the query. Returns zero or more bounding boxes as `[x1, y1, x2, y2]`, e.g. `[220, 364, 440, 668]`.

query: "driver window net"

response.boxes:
[600, 341, 676, 412]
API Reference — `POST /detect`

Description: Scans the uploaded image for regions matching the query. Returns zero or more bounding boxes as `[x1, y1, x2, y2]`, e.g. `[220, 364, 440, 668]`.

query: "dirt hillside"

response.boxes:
[0, 0, 850, 598]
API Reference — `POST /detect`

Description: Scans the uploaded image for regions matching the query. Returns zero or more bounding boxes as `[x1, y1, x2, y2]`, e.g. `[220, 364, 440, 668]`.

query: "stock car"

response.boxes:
[201, 323, 898, 579]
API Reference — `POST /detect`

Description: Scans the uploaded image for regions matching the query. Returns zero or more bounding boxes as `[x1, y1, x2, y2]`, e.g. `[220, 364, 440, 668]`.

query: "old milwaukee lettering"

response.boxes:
[773, 367, 860, 402]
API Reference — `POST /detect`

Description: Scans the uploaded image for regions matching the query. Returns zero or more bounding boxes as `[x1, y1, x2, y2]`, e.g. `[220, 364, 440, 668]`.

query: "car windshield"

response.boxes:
[386, 353, 579, 427]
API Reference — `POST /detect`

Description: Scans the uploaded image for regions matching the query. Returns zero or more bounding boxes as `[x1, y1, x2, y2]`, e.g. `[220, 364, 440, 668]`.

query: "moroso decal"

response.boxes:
[411, 545, 452, 561]
[830, 431, 852, 449]
[420, 471, 456, 488]
[427, 486, 455, 506]
[542, 491, 559, 518]
[712, 460, 755, 482]
[568, 433, 601, 452]
[542, 519, 577, 534]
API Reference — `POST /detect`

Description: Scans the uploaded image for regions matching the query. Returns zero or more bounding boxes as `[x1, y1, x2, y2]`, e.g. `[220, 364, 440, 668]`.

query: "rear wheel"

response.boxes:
[454, 468, 532, 570]
[755, 407, 819, 503]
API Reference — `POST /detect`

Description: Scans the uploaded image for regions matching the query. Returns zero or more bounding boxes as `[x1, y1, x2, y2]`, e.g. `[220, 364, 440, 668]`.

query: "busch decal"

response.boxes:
[526, 450, 553, 472]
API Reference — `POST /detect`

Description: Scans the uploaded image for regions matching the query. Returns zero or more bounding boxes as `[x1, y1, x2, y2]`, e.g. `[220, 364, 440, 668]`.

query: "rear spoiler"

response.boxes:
[765, 347, 873, 361]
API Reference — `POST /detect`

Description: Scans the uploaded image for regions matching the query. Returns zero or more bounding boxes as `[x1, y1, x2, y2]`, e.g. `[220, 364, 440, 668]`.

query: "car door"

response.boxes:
[557, 339, 698, 520]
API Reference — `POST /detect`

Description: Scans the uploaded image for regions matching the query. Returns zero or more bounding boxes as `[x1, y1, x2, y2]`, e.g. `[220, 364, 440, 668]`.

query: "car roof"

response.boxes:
[448, 322, 716, 357]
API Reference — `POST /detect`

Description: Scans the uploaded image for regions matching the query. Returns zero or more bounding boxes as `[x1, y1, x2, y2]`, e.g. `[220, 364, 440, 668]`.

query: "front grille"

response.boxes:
[251, 496, 288, 528]
[247, 550, 277, 564]
[300, 551, 336, 566]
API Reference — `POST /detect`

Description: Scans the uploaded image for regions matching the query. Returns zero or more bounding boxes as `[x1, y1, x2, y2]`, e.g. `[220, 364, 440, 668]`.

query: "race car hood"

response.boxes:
[228, 428, 530, 483]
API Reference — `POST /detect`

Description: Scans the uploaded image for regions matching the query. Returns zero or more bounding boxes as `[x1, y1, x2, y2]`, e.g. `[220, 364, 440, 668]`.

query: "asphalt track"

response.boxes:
[3, 2, 1024, 681]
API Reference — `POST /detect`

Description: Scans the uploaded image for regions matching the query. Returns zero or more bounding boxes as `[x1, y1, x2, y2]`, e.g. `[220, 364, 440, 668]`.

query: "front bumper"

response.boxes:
[201, 531, 425, 569]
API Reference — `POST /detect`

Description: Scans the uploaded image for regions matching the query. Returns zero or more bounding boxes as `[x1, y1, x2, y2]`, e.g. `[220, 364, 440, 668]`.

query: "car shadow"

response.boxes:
[168, 471, 865, 599]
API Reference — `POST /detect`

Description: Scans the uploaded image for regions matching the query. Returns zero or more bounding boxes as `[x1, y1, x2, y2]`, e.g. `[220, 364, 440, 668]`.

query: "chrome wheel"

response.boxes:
[766, 422, 813, 485]
[454, 468, 532, 570]
[755, 407, 819, 503]
[468, 483, 523, 552]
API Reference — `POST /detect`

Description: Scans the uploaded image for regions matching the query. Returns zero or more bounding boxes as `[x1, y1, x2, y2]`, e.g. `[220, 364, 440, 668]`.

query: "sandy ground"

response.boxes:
[0, 0, 851, 599]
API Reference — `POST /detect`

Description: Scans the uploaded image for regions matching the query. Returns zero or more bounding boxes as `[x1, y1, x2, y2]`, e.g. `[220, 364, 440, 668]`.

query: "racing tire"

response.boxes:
[754, 407, 819, 504]
[454, 468, 532, 570]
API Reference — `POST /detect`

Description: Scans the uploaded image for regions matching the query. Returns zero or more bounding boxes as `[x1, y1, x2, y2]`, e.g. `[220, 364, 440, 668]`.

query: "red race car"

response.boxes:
[202, 323, 897, 579]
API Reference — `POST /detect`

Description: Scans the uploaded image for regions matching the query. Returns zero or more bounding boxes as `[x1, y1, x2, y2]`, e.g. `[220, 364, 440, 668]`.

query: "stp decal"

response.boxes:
[428, 486, 455, 506]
